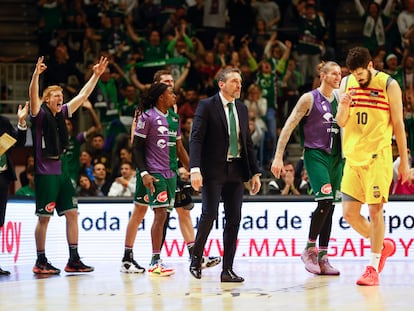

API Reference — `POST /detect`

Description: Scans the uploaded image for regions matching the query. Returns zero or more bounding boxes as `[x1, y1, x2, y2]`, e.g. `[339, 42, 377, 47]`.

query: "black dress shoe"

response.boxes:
[189, 256, 202, 279]
[220, 269, 244, 283]
[0, 267, 10, 276]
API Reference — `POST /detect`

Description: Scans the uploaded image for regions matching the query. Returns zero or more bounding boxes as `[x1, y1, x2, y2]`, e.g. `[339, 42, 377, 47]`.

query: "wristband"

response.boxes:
[17, 122, 27, 130]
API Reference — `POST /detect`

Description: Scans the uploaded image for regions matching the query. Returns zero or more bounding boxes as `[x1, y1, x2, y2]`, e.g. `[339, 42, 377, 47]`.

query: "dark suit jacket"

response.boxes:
[0, 115, 27, 182]
[190, 93, 260, 182]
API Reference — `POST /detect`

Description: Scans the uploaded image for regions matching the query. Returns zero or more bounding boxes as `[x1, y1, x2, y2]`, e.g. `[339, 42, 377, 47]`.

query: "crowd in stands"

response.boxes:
[9, 0, 414, 196]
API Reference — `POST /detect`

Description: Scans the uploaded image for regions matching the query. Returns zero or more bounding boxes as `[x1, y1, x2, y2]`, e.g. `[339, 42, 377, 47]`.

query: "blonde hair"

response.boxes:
[41, 85, 63, 102]
[317, 61, 340, 75]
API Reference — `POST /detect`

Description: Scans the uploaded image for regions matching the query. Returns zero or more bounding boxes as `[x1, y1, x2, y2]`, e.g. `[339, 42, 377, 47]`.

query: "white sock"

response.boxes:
[369, 252, 381, 271]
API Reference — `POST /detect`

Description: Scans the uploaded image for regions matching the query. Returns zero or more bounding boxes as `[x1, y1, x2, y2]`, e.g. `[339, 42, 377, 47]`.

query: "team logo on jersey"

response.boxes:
[157, 191, 168, 203]
[45, 202, 56, 213]
[322, 112, 333, 122]
[370, 90, 379, 97]
[321, 184, 332, 194]
[157, 139, 167, 148]
[373, 185, 380, 198]
[157, 125, 169, 135]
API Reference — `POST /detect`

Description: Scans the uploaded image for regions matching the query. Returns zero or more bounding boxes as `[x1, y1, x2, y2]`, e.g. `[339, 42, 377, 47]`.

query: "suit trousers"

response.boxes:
[192, 159, 245, 269]
[0, 173, 10, 227]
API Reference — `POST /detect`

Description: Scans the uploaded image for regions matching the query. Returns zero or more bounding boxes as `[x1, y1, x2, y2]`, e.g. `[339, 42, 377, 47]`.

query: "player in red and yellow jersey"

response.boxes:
[336, 47, 409, 286]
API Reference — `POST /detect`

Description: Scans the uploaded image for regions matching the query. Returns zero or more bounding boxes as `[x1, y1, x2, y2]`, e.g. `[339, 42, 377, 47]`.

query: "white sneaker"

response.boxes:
[201, 256, 221, 269]
[120, 259, 145, 273]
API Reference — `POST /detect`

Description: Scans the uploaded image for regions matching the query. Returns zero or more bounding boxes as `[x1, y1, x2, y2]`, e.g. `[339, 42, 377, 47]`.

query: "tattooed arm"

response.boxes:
[271, 92, 312, 178]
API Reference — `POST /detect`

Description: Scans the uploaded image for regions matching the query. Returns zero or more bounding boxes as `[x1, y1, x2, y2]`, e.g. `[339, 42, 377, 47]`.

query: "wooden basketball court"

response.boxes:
[0, 259, 412, 311]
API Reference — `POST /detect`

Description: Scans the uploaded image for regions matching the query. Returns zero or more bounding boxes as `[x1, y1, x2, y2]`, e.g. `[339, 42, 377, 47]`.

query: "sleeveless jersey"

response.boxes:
[299, 89, 341, 155]
[343, 71, 393, 166]
[134, 107, 180, 178]
[31, 104, 69, 175]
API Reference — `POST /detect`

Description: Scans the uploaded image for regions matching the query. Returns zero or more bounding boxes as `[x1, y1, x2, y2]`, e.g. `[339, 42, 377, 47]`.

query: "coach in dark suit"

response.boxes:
[189, 68, 261, 282]
[0, 102, 28, 275]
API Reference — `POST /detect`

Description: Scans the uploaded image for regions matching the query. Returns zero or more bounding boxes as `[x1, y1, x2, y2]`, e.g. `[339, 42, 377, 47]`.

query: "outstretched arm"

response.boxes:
[67, 56, 108, 115]
[29, 56, 47, 117]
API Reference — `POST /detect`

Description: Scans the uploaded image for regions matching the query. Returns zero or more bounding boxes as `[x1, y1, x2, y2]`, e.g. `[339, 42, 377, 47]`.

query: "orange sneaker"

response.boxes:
[356, 266, 379, 286]
[378, 239, 395, 273]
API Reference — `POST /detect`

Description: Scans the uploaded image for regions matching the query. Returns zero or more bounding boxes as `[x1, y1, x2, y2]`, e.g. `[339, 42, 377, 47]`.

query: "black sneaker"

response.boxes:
[0, 266, 11, 276]
[64, 260, 94, 273]
[33, 260, 61, 274]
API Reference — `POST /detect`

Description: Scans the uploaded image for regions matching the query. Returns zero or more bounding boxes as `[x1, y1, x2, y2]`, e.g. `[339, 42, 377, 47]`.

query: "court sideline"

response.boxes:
[0, 259, 412, 311]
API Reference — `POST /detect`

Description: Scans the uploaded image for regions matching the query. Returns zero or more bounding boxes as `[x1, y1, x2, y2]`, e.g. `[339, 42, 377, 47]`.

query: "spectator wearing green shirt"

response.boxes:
[15, 165, 35, 197]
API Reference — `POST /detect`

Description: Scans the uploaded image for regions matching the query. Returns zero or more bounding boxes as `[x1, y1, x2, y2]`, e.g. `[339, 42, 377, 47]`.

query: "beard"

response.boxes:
[358, 71, 372, 88]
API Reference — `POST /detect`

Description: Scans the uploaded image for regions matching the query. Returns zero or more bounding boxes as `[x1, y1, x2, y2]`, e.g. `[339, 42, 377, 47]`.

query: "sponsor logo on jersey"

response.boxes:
[321, 184, 332, 195]
[137, 120, 146, 129]
[370, 90, 379, 97]
[45, 202, 56, 213]
[144, 194, 150, 203]
[157, 191, 168, 203]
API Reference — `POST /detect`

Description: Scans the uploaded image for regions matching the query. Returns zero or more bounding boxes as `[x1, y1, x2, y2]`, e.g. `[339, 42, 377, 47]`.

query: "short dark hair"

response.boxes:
[346, 47, 372, 71]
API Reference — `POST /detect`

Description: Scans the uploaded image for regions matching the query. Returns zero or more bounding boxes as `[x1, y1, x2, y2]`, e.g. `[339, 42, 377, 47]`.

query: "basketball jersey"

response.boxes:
[299, 88, 341, 155]
[135, 107, 180, 178]
[343, 71, 393, 166]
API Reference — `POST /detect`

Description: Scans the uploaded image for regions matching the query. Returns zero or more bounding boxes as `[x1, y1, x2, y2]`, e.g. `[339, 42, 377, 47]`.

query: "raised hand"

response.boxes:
[17, 101, 29, 123]
[92, 56, 109, 77]
[34, 56, 47, 75]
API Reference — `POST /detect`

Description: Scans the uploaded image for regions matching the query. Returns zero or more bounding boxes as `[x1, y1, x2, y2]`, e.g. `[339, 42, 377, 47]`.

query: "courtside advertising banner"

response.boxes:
[1, 199, 413, 265]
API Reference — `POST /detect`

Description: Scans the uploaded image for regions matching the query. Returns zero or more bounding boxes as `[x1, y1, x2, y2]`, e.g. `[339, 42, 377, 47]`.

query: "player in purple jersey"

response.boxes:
[29, 55, 108, 275]
[121, 71, 220, 274]
[272, 61, 343, 276]
[121, 83, 189, 276]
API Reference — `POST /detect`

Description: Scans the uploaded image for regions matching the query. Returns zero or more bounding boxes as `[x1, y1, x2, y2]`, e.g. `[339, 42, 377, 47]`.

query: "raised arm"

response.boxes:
[354, 0, 365, 16]
[66, 56, 108, 115]
[175, 63, 190, 91]
[29, 56, 47, 117]
[82, 99, 102, 139]
[130, 67, 150, 92]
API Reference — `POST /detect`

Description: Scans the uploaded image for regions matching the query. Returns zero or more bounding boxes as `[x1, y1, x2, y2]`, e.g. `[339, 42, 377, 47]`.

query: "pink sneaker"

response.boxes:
[356, 266, 379, 286]
[378, 239, 395, 273]
[301, 247, 320, 274]
[318, 255, 340, 275]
